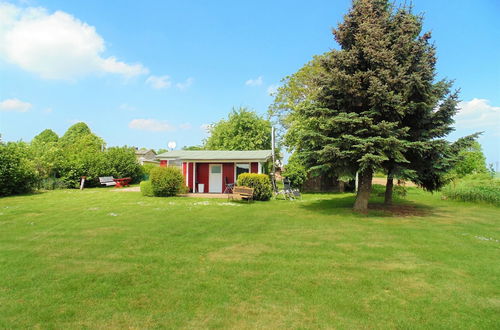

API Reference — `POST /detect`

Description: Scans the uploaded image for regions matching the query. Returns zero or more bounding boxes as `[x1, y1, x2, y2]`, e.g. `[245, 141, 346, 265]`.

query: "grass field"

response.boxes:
[0, 187, 499, 328]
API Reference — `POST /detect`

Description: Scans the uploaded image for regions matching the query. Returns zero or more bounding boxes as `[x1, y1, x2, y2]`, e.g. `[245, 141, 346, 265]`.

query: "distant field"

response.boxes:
[0, 188, 499, 328]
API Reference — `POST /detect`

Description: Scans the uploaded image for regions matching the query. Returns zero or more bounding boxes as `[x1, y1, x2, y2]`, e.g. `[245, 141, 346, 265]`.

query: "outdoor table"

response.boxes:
[113, 177, 132, 188]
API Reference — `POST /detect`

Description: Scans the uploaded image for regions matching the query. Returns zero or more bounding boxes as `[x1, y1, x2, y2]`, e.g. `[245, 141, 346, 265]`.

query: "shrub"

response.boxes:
[393, 185, 407, 198]
[0, 142, 38, 196]
[372, 183, 407, 199]
[140, 180, 154, 197]
[104, 147, 144, 184]
[282, 153, 308, 188]
[150, 167, 185, 197]
[36, 177, 70, 190]
[237, 173, 273, 201]
[141, 163, 159, 180]
[442, 175, 500, 206]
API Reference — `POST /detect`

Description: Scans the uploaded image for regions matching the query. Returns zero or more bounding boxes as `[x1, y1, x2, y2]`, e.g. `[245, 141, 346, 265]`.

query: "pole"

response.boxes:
[271, 127, 277, 192]
[355, 171, 359, 193]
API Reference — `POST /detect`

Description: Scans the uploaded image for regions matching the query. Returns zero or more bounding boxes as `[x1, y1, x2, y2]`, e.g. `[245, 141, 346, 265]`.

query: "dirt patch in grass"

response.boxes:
[369, 203, 430, 217]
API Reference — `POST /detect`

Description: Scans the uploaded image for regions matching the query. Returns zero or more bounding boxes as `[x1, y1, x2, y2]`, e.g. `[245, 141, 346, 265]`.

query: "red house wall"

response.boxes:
[188, 163, 194, 191]
[182, 162, 187, 177]
[251, 162, 258, 173]
[160, 160, 168, 167]
[223, 163, 235, 189]
[196, 163, 209, 193]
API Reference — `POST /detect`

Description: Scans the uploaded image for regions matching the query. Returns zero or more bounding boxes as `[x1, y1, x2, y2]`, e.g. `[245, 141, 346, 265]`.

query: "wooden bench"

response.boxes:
[231, 186, 254, 202]
[99, 176, 116, 187]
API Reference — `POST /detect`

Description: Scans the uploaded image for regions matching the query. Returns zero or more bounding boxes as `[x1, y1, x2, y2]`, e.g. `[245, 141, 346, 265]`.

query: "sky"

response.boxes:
[0, 0, 499, 166]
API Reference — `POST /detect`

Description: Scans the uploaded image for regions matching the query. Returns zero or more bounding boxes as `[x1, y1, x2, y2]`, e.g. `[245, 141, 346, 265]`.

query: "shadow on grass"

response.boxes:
[0, 190, 47, 199]
[300, 193, 435, 218]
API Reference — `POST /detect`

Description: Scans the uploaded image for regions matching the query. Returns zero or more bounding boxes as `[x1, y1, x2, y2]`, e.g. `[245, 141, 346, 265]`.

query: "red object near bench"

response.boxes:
[113, 177, 132, 188]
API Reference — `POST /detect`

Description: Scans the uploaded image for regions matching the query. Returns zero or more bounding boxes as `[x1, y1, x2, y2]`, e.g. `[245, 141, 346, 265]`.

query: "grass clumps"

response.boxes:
[442, 174, 500, 206]
[237, 173, 272, 201]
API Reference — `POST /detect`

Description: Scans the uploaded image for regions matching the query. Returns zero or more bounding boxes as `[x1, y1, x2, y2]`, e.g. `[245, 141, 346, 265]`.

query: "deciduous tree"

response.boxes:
[204, 107, 272, 150]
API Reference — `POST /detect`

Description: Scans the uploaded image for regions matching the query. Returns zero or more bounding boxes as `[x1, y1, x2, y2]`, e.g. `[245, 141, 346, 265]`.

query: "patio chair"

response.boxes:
[276, 178, 298, 200]
[223, 176, 234, 194]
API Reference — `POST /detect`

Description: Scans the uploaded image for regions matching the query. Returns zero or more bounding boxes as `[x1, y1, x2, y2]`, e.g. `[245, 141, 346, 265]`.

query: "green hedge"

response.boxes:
[141, 163, 159, 180]
[150, 167, 185, 197]
[140, 180, 154, 197]
[0, 142, 37, 196]
[237, 173, 272, 201]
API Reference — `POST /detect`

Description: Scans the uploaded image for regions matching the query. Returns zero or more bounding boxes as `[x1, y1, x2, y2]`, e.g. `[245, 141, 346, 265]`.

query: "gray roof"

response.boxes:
[156, 150, 272, 161]
[135, 149, 156, 155]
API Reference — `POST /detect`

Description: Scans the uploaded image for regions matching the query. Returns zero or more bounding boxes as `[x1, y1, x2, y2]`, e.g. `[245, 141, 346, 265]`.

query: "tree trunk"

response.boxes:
[384, 171, 394, 205]
[353, 170, 373, 212]
[338, 180, 345, 193]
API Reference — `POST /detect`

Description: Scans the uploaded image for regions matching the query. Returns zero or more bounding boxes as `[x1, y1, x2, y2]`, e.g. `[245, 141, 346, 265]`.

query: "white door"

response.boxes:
[209, 164, 222, 193]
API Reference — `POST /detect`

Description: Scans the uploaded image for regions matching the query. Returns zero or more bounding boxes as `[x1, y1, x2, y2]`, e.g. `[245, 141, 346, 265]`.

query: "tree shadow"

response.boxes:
[299, 194, 436, 218]
[0, 190, 47, 199]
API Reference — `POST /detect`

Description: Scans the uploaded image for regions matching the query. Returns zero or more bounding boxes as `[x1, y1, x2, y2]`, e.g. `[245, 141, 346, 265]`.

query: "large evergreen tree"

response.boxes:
[277, 0, 462, 211]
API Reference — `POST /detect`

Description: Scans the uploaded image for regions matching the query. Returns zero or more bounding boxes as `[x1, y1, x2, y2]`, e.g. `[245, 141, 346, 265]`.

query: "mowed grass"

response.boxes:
[0, 187, 499, 329]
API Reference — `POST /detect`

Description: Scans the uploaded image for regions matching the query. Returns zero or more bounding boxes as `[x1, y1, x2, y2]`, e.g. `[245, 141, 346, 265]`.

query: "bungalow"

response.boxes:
[156, 150, 273, 193]
[135, 148, 159, 165]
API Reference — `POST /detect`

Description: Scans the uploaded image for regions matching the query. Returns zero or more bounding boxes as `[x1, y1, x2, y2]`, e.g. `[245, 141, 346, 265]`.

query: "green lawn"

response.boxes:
[0, 187, 499, 328]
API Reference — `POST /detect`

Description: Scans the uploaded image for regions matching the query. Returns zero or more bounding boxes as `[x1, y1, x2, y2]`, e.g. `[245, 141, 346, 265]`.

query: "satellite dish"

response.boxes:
[167, 141, 177, 150]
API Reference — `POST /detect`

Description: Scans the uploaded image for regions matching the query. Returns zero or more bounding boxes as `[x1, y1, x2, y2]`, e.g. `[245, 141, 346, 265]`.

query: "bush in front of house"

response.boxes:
[140, 180, 154, 197]
[150, 166, 185, 197]
[141, 163, 159, 180]
[237, 173, 273, 201]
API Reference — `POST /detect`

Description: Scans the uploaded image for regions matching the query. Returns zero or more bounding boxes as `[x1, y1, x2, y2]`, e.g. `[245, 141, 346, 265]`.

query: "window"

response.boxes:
[168, 159, 182, 170]
[236, 163, 249, 179]
[211, 165, 221, 173]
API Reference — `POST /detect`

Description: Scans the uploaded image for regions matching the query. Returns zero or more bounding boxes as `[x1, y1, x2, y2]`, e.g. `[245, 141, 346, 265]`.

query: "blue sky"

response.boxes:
[0, 0, 499, 166]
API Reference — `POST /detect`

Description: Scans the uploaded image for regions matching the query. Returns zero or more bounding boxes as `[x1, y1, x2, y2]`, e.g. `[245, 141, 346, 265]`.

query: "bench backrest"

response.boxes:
[99, 176, 114, 183]
[233, 186, 254, 196]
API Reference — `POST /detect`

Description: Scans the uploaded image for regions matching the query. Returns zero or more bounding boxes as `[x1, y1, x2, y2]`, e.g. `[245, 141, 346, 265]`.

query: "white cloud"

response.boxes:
[456, 98, 500, 129]
[0, 98, 32, 112]
[267, 84, 279, 96]
[128, 119, 175, 132]
[43, 107, 53, 114]
[146, 75, 171, 89]
[0, 3, 148, 79]
[176, 77, 194, 90]
[179, 122, 192, 130]
[245, 76, 263, 87]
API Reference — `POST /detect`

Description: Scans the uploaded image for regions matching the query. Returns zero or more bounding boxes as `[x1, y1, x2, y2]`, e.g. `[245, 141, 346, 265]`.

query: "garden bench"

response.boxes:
[99, 176, 116, 187]
[231, 186, 254, 202]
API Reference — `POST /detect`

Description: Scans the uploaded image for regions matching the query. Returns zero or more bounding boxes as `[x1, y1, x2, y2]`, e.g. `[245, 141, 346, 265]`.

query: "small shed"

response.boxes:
[156, 150, 272, 193]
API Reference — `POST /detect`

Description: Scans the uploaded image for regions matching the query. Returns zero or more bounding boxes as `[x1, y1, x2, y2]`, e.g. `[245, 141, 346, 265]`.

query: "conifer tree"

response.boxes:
[293, 0, 411, 211]
[285, 0, 465, 211]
